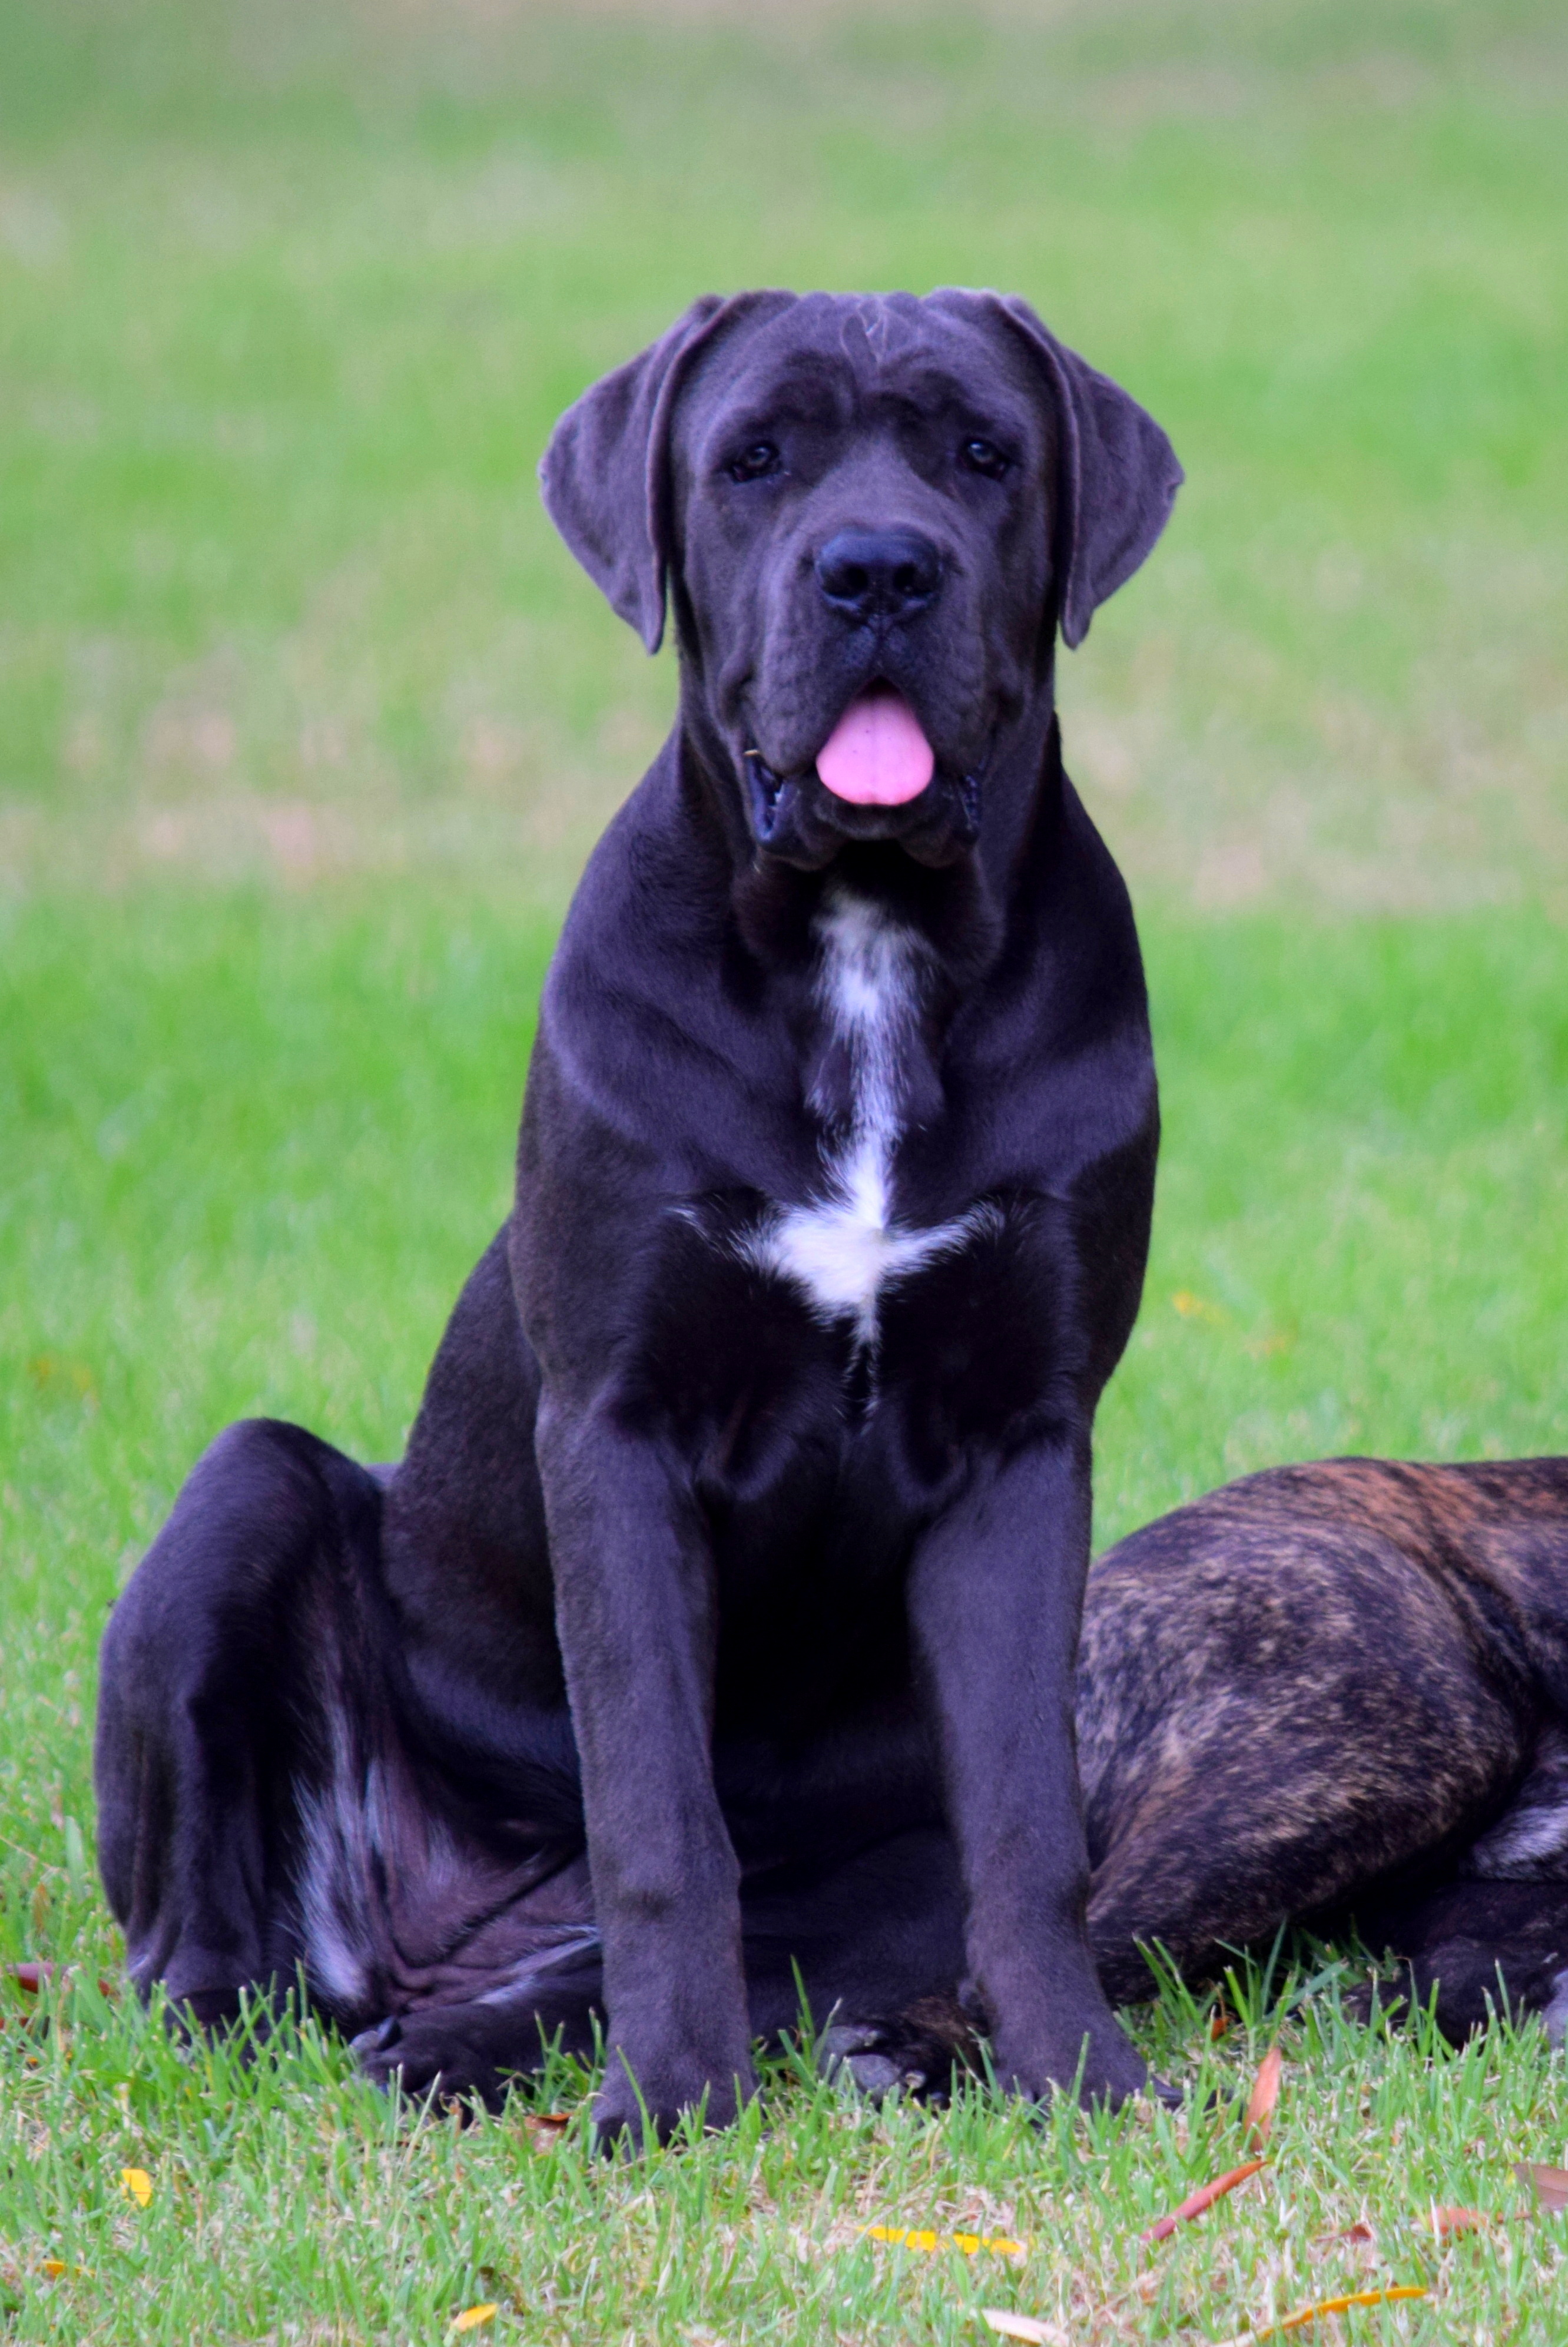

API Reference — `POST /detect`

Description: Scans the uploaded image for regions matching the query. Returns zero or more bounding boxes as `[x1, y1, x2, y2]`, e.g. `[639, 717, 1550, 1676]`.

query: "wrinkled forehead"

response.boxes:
[677, 291, 1046, 465]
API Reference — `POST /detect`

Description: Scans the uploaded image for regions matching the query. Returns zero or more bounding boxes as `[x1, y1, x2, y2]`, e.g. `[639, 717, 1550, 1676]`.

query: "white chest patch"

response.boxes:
[737, 888, 984, 1347]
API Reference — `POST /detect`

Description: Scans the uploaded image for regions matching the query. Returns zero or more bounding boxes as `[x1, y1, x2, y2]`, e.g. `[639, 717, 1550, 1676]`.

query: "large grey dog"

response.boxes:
[97, 287, 1192, 2143]
[98, 297, 1568, 2140]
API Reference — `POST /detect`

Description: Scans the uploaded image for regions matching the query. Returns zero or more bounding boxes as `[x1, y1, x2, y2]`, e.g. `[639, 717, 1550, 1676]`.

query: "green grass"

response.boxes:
[5, 892, 1568, 2341]
[3, 1957, 1566, 2345]
[4, 0, 1568, 2337]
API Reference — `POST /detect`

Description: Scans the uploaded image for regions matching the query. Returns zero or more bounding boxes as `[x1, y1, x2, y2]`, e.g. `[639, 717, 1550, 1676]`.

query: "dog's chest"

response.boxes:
[736, 889, 983, 1347]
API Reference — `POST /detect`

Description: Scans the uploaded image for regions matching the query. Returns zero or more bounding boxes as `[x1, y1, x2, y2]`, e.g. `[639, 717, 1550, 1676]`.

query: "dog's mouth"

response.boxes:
[815, 682, 934, 806]
[743, 682, 984, 857]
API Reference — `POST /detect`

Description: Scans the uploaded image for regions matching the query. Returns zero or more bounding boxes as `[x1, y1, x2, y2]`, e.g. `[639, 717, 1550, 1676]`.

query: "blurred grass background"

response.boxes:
[2, 0, 1564, 907]
[4, 4, 1568, 2336]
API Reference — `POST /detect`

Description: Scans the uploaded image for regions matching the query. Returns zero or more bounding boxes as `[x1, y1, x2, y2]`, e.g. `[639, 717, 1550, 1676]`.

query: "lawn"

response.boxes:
[3, 0, 1568, 2338]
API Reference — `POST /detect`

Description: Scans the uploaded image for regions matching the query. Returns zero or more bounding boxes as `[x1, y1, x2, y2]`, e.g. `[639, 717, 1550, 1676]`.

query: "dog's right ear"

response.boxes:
[539, 293, 790, 655]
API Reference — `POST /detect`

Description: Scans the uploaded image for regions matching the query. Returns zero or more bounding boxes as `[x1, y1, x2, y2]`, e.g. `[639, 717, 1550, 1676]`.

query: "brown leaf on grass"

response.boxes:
[1140, 2158, 1267, 2245]
[522, 2111, 570, 2152]
[1425, 2205, 1494, 2238]
[1515, 2161, 1568, 2211]
[1244, 2047, 1282, 2148]
[978, 2312, 1068, 2345]
[6, 1962, 116, 2000]
[1308, 2219, 1374, 2258]
[1208, 2004, 1231, 2041]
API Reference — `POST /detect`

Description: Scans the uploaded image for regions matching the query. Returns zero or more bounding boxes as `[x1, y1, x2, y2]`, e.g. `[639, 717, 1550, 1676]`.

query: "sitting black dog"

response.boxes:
[95, 287, 1189, 2139]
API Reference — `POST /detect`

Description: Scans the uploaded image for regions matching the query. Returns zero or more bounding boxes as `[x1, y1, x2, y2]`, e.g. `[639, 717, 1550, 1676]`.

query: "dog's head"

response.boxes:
[541, 290, 1181, 869]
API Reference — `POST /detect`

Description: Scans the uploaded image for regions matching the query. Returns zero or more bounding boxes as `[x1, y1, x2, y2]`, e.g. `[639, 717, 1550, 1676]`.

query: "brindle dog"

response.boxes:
[1081, 1455, 1568, 2046]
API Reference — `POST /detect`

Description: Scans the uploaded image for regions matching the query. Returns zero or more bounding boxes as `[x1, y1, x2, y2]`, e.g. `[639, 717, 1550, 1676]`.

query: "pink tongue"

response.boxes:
[816, 692, 935, 806]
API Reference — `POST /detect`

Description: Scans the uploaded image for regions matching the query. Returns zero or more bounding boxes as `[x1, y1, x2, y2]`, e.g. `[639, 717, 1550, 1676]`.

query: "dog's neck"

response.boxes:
[804, 880, 935, 1148]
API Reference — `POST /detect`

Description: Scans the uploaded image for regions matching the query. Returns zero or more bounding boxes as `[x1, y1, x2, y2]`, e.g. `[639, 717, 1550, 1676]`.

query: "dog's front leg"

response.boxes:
[536, 1397, 754, 2148]
[907, 1431, 1146, 2107]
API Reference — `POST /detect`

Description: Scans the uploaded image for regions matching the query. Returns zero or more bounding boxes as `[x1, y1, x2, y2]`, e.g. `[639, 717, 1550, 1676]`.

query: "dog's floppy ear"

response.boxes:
[933, 290, 1183, 649]
[538, 292, 791, 654]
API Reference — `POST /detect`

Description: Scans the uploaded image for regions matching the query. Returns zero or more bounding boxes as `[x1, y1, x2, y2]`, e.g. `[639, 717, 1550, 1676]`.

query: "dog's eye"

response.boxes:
[960, 437, 1010, 480]
[728, 441, 782, 483]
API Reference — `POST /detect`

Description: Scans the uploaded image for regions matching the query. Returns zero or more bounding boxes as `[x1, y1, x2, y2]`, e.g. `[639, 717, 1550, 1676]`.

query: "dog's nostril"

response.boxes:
[816, 529, 941, 619]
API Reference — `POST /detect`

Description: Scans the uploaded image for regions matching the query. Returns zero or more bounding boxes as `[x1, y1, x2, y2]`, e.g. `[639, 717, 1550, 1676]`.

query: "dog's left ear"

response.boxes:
[932, 290, 1183, 649]
[539, 292, 793, 654]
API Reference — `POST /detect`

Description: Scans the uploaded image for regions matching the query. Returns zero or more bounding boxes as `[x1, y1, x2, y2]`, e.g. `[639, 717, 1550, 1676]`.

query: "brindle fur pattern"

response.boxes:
[1080, 1456, 1568, 2036]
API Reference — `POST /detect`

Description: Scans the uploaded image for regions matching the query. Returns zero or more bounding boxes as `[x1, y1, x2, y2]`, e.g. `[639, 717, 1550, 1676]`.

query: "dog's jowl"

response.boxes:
[94, 290, 1183, 2140]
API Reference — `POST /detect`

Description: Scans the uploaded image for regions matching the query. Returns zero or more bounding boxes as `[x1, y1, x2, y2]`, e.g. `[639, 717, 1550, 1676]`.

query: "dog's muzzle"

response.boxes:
[742, 734, 984, 870]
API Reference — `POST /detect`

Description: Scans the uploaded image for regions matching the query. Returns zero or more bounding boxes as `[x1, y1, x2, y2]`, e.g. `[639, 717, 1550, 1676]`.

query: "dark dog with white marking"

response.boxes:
[101, 291, 1568, 2136]
[97, 288, 1182, 2138]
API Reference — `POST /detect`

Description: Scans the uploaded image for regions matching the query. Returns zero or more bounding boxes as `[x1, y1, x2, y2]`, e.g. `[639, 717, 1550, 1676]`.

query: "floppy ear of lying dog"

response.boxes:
[93, 290, 1568, 2148]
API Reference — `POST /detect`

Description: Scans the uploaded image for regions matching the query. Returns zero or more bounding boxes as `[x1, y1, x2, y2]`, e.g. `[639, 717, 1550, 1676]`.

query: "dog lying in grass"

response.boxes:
[1078, 1454, 1568, 2048]
[752, 1450, 1568, 2095]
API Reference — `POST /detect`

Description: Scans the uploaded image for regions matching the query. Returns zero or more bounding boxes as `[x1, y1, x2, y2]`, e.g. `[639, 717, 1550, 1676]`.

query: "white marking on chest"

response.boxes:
[739, 889, 984, 1345]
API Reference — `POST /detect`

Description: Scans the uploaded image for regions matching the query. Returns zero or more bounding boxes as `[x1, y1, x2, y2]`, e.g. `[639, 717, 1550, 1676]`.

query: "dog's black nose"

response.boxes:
[815, 529, 941, 622]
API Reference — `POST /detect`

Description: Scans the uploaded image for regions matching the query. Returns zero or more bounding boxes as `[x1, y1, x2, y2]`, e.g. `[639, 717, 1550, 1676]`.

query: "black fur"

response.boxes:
[96, 289, 1188, 2140]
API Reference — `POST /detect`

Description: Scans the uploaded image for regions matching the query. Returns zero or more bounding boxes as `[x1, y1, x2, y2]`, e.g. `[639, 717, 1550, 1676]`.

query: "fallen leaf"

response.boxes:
[1209, 2007, 1231, 2041]
[1141, 2159, 1268, 2245]
[41, 2259, 67, 2278]
[6, 1961, 116, 2000]
[1515, 2161, 1568, 2212]
[1426, 2206, 1494, 2238]
[522, 2111, 569, 2152]
[864, 2226, 1027, 2259]
[1213, 2284, 1427, 2343]
[119, 2168, 153, 2208]
[1310, 2219, 1374, 2253]
[979, 2313, 1068, 2345]
[1244, 2047, 1282, 2148]
[450, 2308, 498, 2335]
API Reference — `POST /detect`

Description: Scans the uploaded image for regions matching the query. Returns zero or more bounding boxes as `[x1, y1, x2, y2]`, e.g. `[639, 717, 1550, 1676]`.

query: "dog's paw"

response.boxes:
[820, 2022, 915, 2101]
[989, 2014, 1153, 2110]
[589, 2046, 756, 2153]
[350, 2010, 520, 2112]
[819, 1997, 979, 2106]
